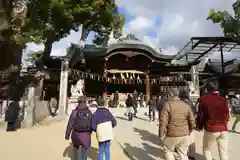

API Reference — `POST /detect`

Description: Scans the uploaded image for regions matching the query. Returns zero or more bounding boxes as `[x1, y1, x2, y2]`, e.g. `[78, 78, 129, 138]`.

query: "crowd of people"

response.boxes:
[155, 81, 237, 160]
[65, 80, 240, 160]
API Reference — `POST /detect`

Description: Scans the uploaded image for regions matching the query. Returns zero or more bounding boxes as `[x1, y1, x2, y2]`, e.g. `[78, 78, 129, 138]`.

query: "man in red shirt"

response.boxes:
[197, 81, 229, 160]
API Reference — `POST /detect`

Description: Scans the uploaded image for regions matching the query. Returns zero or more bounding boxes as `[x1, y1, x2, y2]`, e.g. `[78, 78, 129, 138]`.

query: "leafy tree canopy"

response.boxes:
[24, 50, 43, 64]
[207, 0, 240, 40]
[22, 0, 125, 60]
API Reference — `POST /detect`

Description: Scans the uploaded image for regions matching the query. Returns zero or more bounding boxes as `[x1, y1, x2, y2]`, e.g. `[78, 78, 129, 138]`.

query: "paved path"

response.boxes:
[112, 108, 240, 160]
[0, 119, 129, 160]
[1, 107, 240, 160]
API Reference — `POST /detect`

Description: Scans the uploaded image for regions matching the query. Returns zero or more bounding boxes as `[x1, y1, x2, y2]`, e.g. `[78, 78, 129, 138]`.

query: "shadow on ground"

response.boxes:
[63, 143, 98, 160]
[121, 127, 165, 159]
[116, 115, 149, 122]
[116, 116, 129, 121]
[124, 143, 157, 160]
[132, 127, 210, 160]
[228, 130, 240, 134]
[133, 127, 160, 146]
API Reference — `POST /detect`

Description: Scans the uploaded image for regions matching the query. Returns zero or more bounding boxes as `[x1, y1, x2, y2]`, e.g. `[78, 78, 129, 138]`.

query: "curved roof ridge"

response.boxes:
[107, 42, 173, 60]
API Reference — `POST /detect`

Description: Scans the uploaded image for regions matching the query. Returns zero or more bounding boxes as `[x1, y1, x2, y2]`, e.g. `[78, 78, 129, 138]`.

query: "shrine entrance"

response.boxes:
[68, 40, 194, 101]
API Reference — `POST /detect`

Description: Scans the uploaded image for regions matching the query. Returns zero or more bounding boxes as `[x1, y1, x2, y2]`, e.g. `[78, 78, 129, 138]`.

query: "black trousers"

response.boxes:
[128, 113, 133, 121]
[133, 103, 138, 116]
[149, 108, 155, 120]
[6, 121, 17, 132]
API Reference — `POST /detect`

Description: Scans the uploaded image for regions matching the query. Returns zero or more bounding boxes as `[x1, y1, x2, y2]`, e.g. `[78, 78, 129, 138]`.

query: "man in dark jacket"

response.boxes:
[113, 91, 119, 108]
[132, 90, 138, 116]
[197, 81, 229, 160]
[156, 92, 168, 112]
[148, 98, 156, 122]
[65, 96, 92, 160]
[5, 99, 20, 132]
[125, 94, 134, 121]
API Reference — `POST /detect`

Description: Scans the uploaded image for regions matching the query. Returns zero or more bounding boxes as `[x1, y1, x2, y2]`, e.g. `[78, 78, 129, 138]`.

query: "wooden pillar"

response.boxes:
[146, 74, 150, 101]
[103, 62, 107, 99]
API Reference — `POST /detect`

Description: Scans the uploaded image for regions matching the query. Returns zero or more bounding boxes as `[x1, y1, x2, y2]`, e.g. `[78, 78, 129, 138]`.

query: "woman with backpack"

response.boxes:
[65, 96, 92, 160]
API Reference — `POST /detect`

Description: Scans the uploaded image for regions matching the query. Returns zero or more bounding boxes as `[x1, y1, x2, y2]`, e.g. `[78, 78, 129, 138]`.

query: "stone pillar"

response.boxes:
[0, 100, 7, 118]
[57, 59, 69, 119]
[190, 65, 200, 103]
[145, 74, 150, 102]
[24, 86, 35, 128]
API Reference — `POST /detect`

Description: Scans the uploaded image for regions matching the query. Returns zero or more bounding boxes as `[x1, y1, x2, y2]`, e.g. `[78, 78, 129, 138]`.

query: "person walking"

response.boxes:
[196, 81, 229, 160]
[132, 90, 138, 117]
[139, 92, 144, 107]
[230, 94, 240, 131]
[125, 94, 134, 121]
[5, 99, 20, 132]
[179, 89, 196, 160]
[65, 96, 92, 160]
[91, 97, 117, 160]
[147, 98, 156, 122]
[113, 91, 119, 108]
[159, 88, 195, 160]
[156, 92, 168, 112]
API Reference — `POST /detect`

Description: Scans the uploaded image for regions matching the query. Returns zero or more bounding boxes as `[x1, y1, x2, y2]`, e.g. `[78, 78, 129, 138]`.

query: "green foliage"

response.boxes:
[24, 50, 43, 64]
[118, 33, 141, 42]
[21, 0, 125, 57]
[207, 1, 240, 40]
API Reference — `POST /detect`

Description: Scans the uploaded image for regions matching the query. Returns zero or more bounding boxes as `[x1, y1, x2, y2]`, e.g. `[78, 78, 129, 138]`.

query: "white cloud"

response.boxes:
[128, 16, 154, 32]
[163, 46, 178, 55]
[25, 0, 239, 61]
[167, 15, 184, 32]
[117, 0, 236, 57]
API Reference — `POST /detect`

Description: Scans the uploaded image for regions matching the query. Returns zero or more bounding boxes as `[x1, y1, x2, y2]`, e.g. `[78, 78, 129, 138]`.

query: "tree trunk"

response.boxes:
[0, 41, 23, 100]
[34, 38, 54, 102]
[42, 38, 54, 61]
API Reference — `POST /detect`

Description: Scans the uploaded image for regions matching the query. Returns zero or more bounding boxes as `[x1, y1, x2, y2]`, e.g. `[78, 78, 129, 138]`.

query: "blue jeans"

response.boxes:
[74, 146, 88, 160]
[98, 140, 111, 160]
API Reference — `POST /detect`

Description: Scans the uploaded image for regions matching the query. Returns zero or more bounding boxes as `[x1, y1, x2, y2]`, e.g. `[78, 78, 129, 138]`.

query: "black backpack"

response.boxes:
[74, 110, 92, 132]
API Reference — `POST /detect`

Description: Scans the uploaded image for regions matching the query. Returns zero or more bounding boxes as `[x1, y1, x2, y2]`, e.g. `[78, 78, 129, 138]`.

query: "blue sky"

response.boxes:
[24, 6, 162, 58]
[24, 0, 239, 61]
